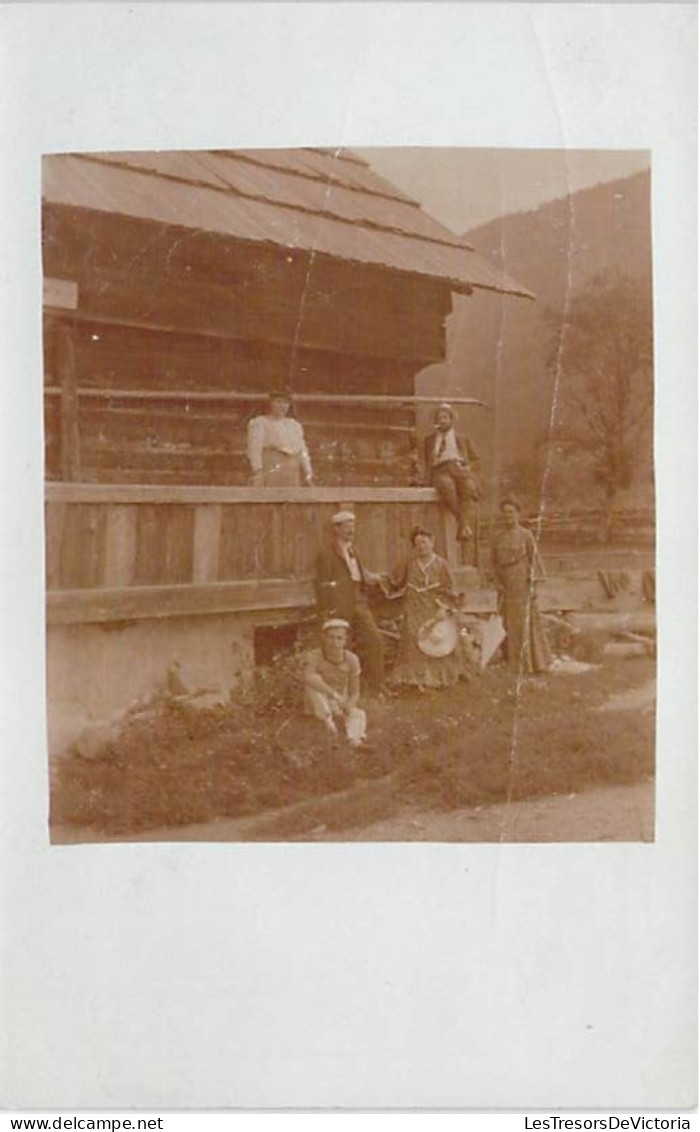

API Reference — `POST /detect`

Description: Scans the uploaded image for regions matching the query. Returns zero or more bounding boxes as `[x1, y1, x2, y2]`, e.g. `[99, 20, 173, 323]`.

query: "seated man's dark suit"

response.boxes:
[315, 541, 385, 692]
[423, 428, 480, 544]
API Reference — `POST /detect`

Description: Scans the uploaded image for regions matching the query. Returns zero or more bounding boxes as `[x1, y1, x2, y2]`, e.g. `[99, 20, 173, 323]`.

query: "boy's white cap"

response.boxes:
[322, 618, 350, 632]
[332, 510, 355, 524]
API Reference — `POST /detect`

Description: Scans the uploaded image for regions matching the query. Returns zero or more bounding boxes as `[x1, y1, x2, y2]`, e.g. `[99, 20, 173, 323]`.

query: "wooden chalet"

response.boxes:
[42, 147, 529, 486]
[41, 148, 531, 750]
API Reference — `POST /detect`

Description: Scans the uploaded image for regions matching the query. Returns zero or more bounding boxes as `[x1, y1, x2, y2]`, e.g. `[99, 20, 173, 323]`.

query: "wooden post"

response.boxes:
[192, 504, 222, 583]
[55, 320, 80, 481]
[472, 500, 481, 571]
[440, 507, 460, 570]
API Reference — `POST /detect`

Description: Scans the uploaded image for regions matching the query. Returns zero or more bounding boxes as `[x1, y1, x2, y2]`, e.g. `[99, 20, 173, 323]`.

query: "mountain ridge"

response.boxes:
[432, 168, 653, 509]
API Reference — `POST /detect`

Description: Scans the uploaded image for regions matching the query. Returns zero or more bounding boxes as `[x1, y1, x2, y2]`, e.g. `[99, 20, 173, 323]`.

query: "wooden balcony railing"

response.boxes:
[46, 483, 458, 626]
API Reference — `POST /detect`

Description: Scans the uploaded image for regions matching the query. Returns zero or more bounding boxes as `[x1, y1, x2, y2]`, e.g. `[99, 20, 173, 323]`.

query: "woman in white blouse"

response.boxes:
[246, 389, 314, 487]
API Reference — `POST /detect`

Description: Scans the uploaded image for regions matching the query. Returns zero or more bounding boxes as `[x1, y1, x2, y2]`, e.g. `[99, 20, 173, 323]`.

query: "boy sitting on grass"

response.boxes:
[303, 619, 368, 746]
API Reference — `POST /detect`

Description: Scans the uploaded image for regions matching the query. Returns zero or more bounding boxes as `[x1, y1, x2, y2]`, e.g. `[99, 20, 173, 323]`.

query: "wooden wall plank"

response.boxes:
[76, 449, 413, 489]
[217, 505, 240, 581]
[103, 505, 137, 588]
[133, 506, 170, 585]
[164, 505, 195, 583]
[133, 505, 161, 586]
[294, 504, 319, 578]
[133, 504, 195, 585]
[56, 318, 429, 396]
[270, 505, 288, 577]
[64, 263, 446, 362]
[44, 207, 453, 363]
[192, 504, 222, 583]
[386, 501, 407, 574]
[44, 400, 61, 481]
[219, 504, 277, 580]
[45, 490, 453, 598]
[58, 504, 108, 588]
[355, 504, 387, 573]
[45, 501, 67, 590]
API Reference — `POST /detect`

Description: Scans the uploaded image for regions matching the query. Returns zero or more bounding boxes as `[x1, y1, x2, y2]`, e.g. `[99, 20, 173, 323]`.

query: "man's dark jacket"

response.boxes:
[315, 542, 373, 620]
[423, 430, 479, 481]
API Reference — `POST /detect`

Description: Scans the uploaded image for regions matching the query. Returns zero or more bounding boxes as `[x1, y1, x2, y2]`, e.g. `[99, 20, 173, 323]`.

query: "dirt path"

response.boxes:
[309, 679, 657, 843]
[301, 779, 654, 842]
[53, 779, 654, 844]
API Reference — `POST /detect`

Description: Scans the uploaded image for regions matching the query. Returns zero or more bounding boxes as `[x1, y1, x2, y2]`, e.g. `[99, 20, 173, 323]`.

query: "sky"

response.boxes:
[355, 147, 651, 235]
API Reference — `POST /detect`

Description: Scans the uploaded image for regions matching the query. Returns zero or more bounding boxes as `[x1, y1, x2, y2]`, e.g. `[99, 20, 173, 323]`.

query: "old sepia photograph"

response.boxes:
[43, 145, 656, 845]
[4, 0, 695, 1113]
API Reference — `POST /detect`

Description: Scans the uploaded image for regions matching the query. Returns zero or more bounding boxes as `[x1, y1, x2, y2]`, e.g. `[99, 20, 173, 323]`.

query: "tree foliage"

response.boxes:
[544, 269, 653, 532]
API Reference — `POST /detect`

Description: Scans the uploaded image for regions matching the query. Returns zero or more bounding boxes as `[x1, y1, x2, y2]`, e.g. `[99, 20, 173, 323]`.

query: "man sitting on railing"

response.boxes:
[315, 510, 385, 694]
[423, 402, 480, 559]
[303, 619, 368, 746]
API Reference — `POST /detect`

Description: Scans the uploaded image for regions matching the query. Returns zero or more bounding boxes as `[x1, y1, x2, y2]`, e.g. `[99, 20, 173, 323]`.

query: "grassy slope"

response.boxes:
[51, 657, 655, 837]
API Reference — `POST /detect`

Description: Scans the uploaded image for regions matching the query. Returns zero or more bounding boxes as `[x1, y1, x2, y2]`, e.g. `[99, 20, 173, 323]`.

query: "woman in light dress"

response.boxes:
[387, 527, 465, 689]
[246, 389, 313, 487]
[490, 497, 552, 674]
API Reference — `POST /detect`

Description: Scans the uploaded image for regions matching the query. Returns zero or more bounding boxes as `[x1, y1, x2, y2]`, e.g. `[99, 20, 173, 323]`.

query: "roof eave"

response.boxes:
[450, 278, 535, 301]
[43, 195, 535, 300]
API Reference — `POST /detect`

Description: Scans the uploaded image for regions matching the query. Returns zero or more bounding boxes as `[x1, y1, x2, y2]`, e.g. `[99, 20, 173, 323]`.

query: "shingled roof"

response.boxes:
[42, 147, 533, 299]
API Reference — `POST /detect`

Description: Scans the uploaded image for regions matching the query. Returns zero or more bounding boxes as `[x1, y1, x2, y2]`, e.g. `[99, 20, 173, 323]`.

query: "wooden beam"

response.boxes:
[54, 322, 81, 480]
[49, 272, 448, 362]
[47, 578, 316, 625]
[45, 574, 647, 628]
[46, 483, 439, 505]
[73, 403, 416, 436]
[43, 386, 489, 409]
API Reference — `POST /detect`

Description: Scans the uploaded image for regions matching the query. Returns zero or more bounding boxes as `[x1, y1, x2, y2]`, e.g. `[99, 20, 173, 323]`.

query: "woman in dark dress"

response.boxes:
[491, 497, 552, 674]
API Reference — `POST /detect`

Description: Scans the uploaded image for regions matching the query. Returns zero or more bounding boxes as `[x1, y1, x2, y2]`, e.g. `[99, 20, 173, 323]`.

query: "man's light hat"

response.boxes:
[332, 510, 355, 524]
[323, 618, 350, 632]
[434, 402, 455, 423]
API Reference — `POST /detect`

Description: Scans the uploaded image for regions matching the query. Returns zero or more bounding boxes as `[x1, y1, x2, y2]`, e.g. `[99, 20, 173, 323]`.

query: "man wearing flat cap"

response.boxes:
[246, 388, 313, 487]
[315, 511, 385, 693]
[424, 403, 480, 561]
